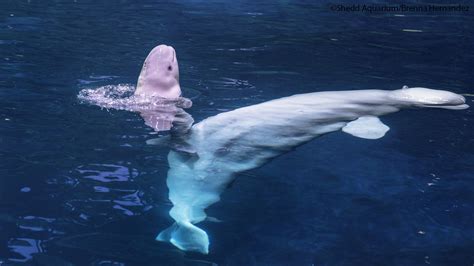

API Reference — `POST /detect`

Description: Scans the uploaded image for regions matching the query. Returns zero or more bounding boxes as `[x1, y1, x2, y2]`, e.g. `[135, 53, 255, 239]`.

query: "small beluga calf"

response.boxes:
[78, 44, 192, 134]
[79, 44, 469, 255]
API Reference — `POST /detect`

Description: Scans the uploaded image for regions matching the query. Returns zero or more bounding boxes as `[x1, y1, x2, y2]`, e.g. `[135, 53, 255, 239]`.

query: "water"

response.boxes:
[1, 0, 473, 265]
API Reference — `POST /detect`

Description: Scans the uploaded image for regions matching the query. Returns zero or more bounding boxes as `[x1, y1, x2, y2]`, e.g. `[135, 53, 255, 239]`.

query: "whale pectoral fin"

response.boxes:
[156, 222, 209, 254]
[342, 116, 390, 139]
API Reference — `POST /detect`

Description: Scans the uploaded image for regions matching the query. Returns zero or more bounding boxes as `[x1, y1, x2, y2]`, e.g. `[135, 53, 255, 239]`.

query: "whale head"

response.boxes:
[390, 86, 468, 110]
[135, 44, 181, 98]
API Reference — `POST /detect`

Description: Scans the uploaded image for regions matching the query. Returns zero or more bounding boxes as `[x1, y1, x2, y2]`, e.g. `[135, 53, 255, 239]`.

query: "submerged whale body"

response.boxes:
[78, 44, 469, 255]
[157, 86, 468, 254]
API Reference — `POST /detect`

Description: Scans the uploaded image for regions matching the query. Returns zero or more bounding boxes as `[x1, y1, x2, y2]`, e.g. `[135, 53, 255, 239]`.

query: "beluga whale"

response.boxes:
[78, 44, 469, 255]
[78, 44, 192, 133]
[155, 85, 468, 254]
[133, 44, 193, 134]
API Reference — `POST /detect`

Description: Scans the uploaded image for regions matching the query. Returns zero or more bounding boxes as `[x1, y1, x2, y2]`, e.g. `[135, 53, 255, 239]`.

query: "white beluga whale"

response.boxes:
[78, 44, 469, 255]
[156, 85, 468, 254]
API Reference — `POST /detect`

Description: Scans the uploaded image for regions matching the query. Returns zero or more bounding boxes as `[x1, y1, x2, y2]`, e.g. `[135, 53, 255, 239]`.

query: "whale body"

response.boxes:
[156, 86, 468, 254]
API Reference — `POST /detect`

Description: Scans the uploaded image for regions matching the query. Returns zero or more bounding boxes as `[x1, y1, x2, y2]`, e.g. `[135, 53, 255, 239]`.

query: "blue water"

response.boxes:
[1, 0, 473, 265]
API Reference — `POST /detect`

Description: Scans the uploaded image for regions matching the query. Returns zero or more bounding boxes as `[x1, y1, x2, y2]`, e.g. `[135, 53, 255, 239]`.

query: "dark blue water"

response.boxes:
[1, 0, 473, 265]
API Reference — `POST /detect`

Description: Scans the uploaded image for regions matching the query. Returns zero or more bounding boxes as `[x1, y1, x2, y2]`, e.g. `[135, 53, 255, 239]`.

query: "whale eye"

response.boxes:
[168, 66, 172, 71]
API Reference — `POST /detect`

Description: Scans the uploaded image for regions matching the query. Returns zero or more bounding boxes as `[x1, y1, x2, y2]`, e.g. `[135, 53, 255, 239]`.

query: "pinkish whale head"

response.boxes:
[135, 44, 181, 98]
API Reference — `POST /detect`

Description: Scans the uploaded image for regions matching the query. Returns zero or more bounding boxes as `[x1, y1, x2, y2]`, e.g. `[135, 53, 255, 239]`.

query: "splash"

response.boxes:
[77, 84, 192, 112]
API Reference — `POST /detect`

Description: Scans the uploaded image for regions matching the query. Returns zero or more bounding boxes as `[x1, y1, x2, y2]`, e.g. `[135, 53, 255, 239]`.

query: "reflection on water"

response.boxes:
[8, 238, 43, 262]
[4, 161, 170, 264]
[17, 216, 56, 233]
[76, 163, 138, 183]
[66, 163, 153, 225]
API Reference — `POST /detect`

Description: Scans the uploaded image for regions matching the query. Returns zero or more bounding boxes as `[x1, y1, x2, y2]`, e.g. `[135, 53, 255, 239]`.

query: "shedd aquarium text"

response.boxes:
[330, 4, 470, 13]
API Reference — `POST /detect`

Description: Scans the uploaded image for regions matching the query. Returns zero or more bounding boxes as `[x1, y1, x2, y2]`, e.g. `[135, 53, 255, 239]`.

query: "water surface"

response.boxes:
[1, 0, 473, 265]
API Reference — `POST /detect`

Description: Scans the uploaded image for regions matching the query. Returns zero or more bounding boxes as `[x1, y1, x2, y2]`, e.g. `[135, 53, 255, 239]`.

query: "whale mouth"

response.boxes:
[419, 103, 469, 110]
[391, 87, 469, 110]
[415, 94, 468, 110]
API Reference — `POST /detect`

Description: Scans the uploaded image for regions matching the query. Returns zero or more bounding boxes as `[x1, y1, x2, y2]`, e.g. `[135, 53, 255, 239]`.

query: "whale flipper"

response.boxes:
[342, 116, 390, 139]
[157, 222, 209, 254]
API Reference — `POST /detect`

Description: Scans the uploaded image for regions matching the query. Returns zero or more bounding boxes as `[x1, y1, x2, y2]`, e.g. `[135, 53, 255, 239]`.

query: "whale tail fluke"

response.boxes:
[156, 221, 209, 254]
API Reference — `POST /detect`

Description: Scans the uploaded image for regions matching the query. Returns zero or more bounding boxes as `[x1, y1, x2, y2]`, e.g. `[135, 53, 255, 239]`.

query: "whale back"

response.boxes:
[188, 90, 396, 171]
